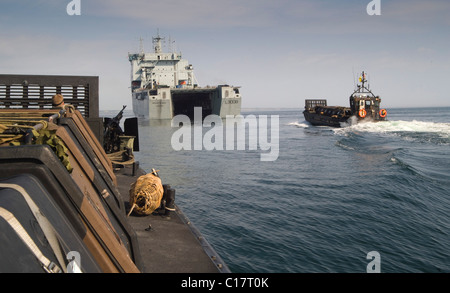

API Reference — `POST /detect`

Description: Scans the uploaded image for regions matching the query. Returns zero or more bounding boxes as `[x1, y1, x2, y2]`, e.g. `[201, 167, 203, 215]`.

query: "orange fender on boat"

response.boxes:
[359, 109, 367, 118]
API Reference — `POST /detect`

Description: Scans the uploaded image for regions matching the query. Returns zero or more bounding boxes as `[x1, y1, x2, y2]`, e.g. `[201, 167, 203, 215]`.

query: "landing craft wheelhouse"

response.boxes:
[303, 71, 387, 127]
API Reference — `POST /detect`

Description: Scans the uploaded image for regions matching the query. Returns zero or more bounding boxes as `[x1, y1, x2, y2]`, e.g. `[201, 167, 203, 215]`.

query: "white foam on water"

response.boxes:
[334, 120, 450, 138]
[288, 121, 310, 128]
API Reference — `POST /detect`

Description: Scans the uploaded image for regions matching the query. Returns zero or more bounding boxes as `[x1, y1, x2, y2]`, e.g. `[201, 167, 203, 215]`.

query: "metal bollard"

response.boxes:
[165, 188, 176, 216]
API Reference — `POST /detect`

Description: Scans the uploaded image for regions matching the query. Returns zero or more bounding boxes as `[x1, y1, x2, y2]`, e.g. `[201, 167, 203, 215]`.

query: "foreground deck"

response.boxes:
[115, 165, 229, 273]
[0, 74, 228, 273]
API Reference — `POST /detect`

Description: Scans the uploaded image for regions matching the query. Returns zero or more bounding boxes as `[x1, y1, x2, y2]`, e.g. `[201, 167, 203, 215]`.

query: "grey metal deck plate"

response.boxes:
[114, 166, 227, 273]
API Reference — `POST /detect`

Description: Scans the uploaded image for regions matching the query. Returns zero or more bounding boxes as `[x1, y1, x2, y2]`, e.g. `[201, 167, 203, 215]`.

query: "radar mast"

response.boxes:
[153, 29, 165, 53]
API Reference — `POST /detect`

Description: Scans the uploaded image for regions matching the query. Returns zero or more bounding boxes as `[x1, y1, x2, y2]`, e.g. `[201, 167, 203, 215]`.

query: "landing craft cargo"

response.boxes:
[128, 33, 242, 120]
[0, 74, 229, 273]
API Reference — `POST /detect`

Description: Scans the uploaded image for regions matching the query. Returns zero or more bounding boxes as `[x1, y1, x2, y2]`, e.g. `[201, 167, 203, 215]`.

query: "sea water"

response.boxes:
[105, 107, 450, 273]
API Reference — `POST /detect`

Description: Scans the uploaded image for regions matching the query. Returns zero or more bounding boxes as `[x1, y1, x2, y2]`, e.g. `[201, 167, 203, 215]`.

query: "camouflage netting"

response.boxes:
[0, 121, 72, 173]
[35, 129, 73, 173]
[128, 172, 164, 216]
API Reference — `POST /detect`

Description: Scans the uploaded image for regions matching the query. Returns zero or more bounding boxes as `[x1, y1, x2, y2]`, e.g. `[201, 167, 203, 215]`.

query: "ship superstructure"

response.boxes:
[128, 33, 241, 120]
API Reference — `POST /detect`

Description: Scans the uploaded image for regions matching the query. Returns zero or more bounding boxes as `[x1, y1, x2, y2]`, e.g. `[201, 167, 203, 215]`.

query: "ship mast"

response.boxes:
[353, 71, 376, 97]
[139, 37, 144, 55]
[359, 71, 367, 91]
[153, 30, 164, 53]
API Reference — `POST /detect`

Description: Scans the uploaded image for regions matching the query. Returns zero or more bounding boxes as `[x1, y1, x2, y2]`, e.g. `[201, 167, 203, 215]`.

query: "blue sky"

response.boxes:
[1, 0, 449, 110]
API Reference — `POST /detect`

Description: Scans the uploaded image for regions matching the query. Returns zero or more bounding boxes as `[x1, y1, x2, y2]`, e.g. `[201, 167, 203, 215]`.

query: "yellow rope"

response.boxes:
[106, 150, 136, 165]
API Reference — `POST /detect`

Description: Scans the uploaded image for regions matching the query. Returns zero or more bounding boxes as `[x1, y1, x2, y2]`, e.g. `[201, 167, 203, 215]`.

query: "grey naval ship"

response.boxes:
[128, 33, 242, 120]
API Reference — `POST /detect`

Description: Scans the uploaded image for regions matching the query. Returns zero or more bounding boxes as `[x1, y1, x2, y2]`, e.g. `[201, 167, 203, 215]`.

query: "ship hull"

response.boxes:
[132, 88, 173, 120]
[303, 110, 350, 127]
[132, 85, 241, 120]
[303, 110, 386, 128]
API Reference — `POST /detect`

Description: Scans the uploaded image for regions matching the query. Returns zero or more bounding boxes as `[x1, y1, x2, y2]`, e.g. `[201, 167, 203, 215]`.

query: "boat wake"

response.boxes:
[288, 121, 310, 128]
[334, 119, 450, 184]
[334, 120, 450, 145]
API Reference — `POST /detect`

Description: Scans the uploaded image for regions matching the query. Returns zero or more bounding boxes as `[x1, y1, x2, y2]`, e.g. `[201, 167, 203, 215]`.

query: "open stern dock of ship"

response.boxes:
[0, 74, 229, 273]
[129, 33, 242, 120]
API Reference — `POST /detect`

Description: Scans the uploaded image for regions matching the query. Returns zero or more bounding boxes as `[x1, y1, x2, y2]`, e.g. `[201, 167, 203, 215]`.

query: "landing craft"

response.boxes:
[303, 71, 387, 127]
[0, 74, 229, 273]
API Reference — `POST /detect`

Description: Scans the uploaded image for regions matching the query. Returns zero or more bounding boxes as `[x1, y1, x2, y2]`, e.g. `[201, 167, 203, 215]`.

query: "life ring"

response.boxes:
[359, 108, 367, 118]
[379, 109, 387, 118]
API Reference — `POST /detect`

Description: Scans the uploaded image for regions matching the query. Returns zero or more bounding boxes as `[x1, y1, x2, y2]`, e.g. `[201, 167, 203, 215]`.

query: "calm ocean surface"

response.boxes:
[104, 107, 450, 273]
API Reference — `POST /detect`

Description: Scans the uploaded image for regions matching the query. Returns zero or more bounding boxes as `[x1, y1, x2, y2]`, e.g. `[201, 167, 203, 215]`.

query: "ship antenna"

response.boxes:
[361, 71, 364, 89]
[352, 67, 356, 90]
[153, 29, 165, 53]
[139, 37, 144, 54]
[361, 71, 366, 90]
